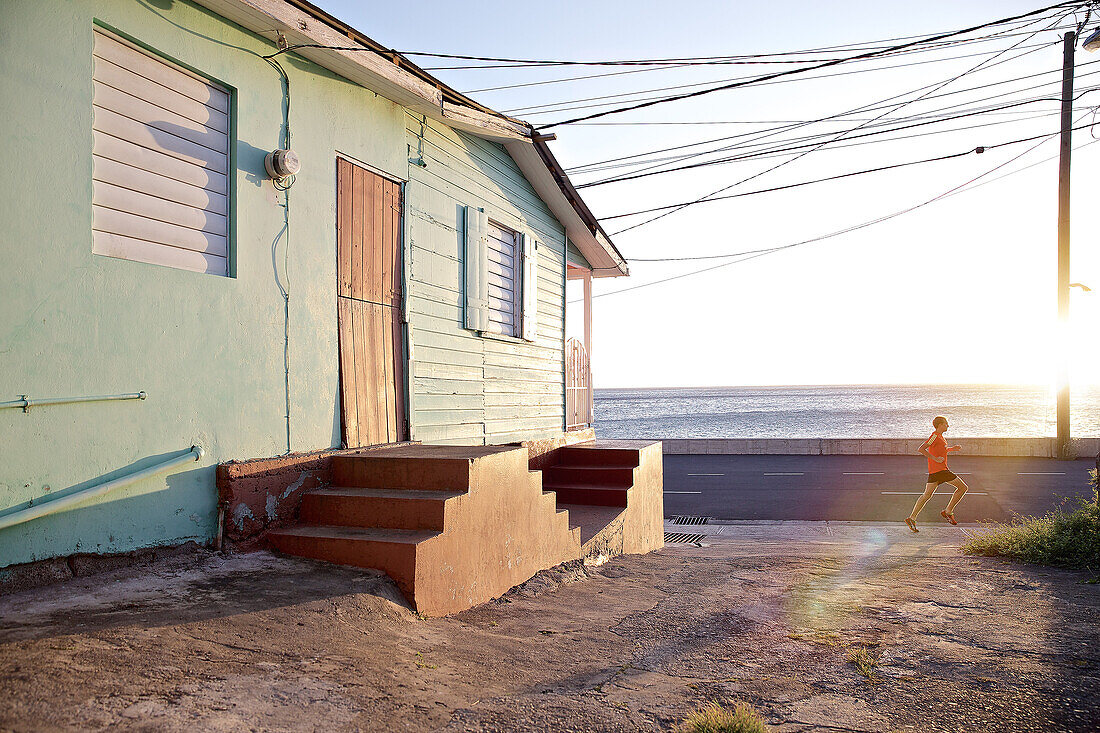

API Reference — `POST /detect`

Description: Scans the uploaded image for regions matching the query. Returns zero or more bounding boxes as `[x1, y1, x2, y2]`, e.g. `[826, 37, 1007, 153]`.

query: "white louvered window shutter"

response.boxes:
[484, 220, 520, 337]
[464, 205, 490, 331]
[91, 29, 231, 276]
[521, 233, 537, 342]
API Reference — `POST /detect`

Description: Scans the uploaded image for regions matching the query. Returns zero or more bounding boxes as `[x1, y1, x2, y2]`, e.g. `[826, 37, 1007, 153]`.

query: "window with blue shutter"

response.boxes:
[464, 207, 538, 341]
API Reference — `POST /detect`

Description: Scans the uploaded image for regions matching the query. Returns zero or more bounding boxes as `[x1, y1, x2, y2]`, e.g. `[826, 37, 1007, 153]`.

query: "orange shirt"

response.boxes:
[922, 432, 949, 473]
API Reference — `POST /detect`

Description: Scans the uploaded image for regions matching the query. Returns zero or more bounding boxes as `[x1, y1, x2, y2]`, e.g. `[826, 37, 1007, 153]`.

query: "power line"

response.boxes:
[626, 131, 1092, 262]
[582, 107, 1074, 177]
[603, 55, 1100, 235]
[579, 80, 1100, 189]
[405, 11, 1069, 69]
[564, 34, 1067, 175]
[598, 120, 1100, 221]
[580, 96, 1082, 188]
[518, 29, 1081, 119]
[463, 27, 1070, 93]
[571, 87, 1069, 179]
[501, 38, 1058, 116]
[534, 2, 1087, 129]
[581, 128, 1097, 301]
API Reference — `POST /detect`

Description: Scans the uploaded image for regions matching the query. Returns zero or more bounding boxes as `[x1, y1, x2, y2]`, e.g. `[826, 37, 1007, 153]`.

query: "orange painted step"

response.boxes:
[332, 455, 471, 490]
[299, 487, 464, 531]
[558, 446, 640, 468]
[542, 482, 629, 507]
[268, 525, 437, 598]
[544, 465, 635, 487]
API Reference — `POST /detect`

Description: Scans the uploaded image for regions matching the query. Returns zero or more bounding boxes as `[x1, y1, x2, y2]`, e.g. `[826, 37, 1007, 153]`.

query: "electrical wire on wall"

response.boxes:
[135, 0, 299, 452]
[266, 50, 295, 455]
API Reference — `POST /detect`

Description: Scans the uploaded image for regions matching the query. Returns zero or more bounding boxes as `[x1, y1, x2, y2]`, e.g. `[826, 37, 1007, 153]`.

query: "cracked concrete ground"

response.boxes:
[1, 521, 1098, 732]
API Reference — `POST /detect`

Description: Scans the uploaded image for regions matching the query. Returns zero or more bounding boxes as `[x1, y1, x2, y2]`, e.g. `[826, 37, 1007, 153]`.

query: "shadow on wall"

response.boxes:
[0, 457, 216, 570]
[0, 446, 205, 521]
[455, 203, 466, 329]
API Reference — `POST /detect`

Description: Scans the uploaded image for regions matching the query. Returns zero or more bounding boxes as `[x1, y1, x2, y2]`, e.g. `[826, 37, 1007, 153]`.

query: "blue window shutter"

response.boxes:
[464, 206, 490, 331]
[521, 233, 538, 342]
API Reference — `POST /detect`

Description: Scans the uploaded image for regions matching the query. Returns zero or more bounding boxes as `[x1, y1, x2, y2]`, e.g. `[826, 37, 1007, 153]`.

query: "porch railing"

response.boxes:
[565, 338, 592, 431]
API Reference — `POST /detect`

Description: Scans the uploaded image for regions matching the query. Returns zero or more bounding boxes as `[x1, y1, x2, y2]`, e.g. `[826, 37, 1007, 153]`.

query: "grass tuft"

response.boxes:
[962, 483, 1100, 569]
[847, 646, 880, 683]
[676, 701, 769, 733]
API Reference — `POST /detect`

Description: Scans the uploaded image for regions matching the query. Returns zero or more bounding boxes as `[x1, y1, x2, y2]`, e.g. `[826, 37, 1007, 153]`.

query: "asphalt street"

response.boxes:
[663, 454, 1097, 522]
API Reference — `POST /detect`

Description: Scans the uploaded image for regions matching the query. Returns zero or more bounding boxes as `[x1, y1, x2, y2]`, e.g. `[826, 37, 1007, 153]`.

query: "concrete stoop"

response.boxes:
[267, 441, 663, 616]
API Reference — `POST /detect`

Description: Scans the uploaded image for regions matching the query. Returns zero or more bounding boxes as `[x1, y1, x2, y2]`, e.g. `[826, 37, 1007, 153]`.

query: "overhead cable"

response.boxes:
[533, 1, 1087, 129]
[583, 129, 1097, 301]
[598, 119, 1100, 221]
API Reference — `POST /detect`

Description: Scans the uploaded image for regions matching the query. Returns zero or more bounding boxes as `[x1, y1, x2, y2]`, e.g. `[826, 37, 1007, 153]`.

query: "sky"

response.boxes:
[319, 0, 1100, 389]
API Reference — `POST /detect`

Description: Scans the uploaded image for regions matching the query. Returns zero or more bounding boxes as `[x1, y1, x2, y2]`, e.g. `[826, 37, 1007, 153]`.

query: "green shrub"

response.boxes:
[676, 701, 769, 733]
[962, 479, 1100, 569]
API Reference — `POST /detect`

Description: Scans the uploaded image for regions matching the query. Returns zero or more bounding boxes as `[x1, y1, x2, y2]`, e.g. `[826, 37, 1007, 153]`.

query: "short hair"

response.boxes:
[932, 415, 948, 428]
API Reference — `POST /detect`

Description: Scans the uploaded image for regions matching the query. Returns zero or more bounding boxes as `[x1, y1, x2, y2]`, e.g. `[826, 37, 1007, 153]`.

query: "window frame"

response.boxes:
[485, 218, 521, 338]
[90, 21, 237, 277]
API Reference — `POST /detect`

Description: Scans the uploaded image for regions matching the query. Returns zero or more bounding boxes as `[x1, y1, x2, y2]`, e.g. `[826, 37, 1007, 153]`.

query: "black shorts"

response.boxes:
[927, 470, 958, 485]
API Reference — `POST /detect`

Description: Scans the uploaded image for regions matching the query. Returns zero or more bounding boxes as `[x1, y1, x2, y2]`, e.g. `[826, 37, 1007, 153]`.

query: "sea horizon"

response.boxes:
[593, 383, 1100, 439]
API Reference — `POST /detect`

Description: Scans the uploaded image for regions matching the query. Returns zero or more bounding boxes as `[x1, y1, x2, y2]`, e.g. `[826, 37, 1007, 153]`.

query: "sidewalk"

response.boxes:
[2, 522, 1097, 731]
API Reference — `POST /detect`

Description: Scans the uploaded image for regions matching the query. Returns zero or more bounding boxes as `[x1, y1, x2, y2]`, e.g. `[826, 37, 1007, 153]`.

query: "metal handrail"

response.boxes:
[0, 445, 204, 532]
[1, 391, 147, 412]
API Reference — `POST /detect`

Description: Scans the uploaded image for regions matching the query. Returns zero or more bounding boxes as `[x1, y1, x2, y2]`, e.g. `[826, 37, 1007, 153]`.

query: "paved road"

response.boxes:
[663, 454, 1097, 522]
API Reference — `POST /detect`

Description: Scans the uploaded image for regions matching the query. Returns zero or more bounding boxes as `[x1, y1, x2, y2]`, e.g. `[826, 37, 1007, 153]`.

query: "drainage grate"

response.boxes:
[664, 532, 705, 545]
[673, 515, 710, 525]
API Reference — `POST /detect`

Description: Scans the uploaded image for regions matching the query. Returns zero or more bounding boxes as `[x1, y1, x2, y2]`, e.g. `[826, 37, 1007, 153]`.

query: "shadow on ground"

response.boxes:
[1, 525, 1097, 731]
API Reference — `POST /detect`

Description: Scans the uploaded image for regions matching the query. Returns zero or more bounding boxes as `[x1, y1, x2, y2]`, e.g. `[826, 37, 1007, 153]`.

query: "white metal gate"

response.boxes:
[565, 337, 592, 431]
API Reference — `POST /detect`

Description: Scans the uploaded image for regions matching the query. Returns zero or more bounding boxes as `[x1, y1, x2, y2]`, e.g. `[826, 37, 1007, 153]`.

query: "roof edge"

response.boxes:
[190, 0, 626, 275]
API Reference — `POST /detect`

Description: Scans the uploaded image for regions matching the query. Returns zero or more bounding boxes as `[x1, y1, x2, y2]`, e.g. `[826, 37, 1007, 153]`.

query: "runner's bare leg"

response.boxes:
[944, 477, 968, 514]
[908, 483, 938, 521]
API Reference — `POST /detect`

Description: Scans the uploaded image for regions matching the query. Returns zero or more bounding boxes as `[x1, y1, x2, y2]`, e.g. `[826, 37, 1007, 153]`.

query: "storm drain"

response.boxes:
[672, 515, 710, 525]
[664, 532, 705, 545]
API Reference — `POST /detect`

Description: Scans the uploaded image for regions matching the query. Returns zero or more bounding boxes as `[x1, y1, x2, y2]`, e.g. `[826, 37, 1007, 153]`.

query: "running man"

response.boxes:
[905, 416, 967, 532]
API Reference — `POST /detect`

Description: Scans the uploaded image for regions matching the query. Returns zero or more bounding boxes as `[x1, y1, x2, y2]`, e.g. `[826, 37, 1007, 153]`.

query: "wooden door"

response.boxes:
[336, 157, 407, 447]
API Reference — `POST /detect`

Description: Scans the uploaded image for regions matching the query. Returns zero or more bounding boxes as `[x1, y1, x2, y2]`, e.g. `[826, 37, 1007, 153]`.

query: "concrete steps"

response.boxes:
[558, 445, 640, 468]
[544, 465, 636, 487]
[543, 483, 630, 507]
[299, 487, 464, 531]
[267, 444, 582, 615]
[267, 525, 436, 601]
[543, 445, 643, 507]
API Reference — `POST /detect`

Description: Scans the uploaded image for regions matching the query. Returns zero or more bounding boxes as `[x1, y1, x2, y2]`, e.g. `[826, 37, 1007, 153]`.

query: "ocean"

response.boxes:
[593, 384, 1100, 439]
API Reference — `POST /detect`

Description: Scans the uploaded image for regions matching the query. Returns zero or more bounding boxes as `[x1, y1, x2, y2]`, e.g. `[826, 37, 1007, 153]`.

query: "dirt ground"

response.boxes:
[1, 521, 1098, 732]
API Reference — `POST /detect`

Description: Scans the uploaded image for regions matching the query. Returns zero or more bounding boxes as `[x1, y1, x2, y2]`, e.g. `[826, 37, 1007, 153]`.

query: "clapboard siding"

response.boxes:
[411, 114, 561, 230]
[406, 114, 566, 445]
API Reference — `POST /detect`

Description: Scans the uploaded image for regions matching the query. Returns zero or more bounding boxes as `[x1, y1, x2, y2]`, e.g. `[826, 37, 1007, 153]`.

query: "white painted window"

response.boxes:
[463, 207, 538, 341]
[91, 29, 231, 276]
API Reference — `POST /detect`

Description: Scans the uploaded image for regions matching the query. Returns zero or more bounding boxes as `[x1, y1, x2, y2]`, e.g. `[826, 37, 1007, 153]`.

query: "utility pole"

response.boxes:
[1055, 30, 1074, 460]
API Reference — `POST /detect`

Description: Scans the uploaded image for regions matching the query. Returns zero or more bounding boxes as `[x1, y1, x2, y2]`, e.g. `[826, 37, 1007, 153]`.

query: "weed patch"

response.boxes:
[847, 646, 880, 683]
[963, 484, 1100, 569]
[676, 701, 769, 733]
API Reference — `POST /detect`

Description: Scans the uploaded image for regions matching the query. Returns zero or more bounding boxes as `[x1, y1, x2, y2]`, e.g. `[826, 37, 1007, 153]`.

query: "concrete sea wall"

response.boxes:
[658, 437, 1100, 458]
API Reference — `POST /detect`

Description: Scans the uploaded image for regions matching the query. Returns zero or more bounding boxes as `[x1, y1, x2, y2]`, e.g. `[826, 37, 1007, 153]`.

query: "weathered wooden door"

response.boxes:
[336, 157, 407, 447]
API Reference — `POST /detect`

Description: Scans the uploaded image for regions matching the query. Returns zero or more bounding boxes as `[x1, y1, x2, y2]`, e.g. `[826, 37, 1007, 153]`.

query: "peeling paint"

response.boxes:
[282, 471, 313, 500]
[231, 504, 255, 531]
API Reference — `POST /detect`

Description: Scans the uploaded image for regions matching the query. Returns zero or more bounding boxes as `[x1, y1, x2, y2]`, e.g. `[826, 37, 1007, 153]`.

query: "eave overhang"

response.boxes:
[189, 0, 628, 277]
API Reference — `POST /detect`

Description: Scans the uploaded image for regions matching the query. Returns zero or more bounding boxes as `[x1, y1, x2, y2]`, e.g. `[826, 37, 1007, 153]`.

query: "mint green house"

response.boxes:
[0, 0, 629, 574]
